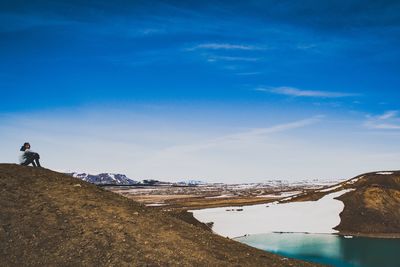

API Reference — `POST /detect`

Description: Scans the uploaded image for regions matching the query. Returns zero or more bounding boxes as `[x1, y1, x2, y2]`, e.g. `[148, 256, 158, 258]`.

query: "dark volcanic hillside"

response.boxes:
[334, 171, 400, 236]
[0, 164, 320, 267]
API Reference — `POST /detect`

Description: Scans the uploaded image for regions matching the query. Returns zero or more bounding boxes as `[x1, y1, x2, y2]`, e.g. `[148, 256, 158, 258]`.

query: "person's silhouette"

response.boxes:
[19, 142, 41, 167]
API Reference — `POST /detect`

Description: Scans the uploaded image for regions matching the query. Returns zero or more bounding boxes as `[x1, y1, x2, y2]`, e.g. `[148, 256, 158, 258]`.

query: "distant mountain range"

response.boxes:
[66, 172, 206, 186]
[66, 172, 138, 185]
[66, 172, 340, 187]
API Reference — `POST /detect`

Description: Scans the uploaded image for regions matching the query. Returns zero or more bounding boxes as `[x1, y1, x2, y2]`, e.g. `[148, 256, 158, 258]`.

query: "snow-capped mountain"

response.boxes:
[67, 172, 138, 185]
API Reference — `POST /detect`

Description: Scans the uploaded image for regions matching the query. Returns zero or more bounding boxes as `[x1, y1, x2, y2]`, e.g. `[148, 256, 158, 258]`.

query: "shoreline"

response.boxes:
[231, 231, 400, 240]
[337, 232, 400, 239]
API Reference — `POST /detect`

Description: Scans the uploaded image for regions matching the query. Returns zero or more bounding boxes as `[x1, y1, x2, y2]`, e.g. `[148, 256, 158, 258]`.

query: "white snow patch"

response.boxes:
[145, 203, 167, 207]
[108, 173, 117, 181]
[191, 189, 354, 238]
[205, 194, 234, 199]
[346, 176, 363, 184]
[256, 191, 302, 198]
[376, 172, 393, 175]
[279, 196, 295, 201]
[318, 184, 343, 192]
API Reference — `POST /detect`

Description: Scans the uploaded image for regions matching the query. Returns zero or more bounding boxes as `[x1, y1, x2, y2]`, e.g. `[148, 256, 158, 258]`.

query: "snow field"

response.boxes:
[191, 189, 354, 238]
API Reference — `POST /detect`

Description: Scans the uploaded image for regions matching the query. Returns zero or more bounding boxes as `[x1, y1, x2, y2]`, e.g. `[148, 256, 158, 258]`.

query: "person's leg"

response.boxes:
[21, 153, 36, 166]
[21, 160, 33, 166]
[34, 153, 41, 167]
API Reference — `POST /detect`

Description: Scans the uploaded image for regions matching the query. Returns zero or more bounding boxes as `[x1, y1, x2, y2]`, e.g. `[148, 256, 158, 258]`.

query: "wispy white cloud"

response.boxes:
[367, 123, 400, 130]
[235, 72, 262, 76]
[365, 111, 400, 130]
[154, 116, 324, 154]
[378, 110, 398, 120]
[256, 86, 359, 98]
[208, 56, 261, 62]
[138, 28, 165, 35]
[187, 43, 264, 51]
[296, 43, 318, 50]
[223, 116, 324, 140]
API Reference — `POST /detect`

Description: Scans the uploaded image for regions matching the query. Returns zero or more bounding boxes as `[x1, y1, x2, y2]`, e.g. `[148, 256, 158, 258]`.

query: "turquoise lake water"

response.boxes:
[236, 233, 400, 267]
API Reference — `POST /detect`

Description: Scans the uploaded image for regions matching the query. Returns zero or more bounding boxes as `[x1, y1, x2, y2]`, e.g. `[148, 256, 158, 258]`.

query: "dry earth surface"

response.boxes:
[335, 172, 400, 237]
[106, 181, 324, 210]
[0, 164, 322, 267]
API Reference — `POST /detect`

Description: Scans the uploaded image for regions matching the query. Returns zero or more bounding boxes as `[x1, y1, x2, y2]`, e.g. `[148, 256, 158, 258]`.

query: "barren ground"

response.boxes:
[0, 164, 322, 267]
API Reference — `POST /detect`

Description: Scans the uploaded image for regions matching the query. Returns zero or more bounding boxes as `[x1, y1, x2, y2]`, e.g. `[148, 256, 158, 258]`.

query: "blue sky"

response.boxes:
[1, 1, 400, 182]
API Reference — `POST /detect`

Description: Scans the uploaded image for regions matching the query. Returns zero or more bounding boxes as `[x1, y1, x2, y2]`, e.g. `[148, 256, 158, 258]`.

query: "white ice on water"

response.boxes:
[191, 189, 354, 238]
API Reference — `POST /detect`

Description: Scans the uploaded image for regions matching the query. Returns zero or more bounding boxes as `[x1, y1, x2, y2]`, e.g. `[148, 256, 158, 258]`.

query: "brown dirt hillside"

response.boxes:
[0, 164, 321, 267]
[278, 170, 400, 237]
[334, 171, 400, 236]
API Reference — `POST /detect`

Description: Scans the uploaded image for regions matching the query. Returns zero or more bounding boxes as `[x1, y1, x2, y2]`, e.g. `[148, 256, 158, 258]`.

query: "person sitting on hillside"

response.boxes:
[19, 142, 41, 167]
